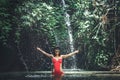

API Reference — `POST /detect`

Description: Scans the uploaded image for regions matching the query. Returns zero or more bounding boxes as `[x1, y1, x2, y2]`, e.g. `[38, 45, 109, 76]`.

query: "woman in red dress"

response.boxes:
[37, 47, 79, 76]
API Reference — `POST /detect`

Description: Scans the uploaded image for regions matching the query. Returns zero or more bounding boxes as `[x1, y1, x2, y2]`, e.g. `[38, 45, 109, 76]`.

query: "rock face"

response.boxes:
[111, 45, 120, 71]
[111, 65, 120, 71]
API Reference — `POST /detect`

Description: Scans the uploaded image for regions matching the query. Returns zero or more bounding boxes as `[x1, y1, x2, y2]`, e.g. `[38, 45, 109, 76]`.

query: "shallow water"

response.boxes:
[0, 71, 120, 80]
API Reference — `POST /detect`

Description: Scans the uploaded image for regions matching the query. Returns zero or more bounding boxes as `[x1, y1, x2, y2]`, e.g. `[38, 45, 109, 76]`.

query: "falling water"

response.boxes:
[17, 45, 29, 72]
[62, 0, 77, 69]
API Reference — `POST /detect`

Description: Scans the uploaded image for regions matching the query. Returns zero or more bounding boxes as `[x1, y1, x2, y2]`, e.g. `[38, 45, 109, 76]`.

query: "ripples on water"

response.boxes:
[0, 72, 120, 80]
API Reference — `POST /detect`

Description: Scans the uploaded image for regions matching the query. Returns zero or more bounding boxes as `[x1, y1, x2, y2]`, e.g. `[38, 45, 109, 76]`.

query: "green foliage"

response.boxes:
[95, 50, 109, 66]
[0, 7, 12, 45]
[15, 1, 58, 27]
[14, 0, 66, 48]
[71, 0, 117, 68]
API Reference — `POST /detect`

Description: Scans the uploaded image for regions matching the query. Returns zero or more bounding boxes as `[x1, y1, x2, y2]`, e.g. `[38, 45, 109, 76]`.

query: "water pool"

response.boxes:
[0, 71, 120, 80]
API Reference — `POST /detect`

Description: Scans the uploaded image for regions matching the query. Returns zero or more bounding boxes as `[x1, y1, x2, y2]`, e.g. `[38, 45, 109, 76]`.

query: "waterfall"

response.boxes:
[17, 45, 29, 71]
[62, 0, 77, 69]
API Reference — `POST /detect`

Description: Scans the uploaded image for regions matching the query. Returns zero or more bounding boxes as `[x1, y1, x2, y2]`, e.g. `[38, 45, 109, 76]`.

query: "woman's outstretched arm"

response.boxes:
[37, 47, 53, 58]
[61, 50, 79, 59]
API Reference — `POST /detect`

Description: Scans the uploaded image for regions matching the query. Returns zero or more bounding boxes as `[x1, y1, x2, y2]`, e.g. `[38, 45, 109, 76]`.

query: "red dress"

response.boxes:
[52, 58, 64, 76]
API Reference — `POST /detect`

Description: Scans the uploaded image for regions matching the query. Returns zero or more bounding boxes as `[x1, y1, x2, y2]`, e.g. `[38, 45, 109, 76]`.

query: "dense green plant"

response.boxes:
[70, 0, 117, 69]
[0, 0, 119, 70]
[0, 7, 12, 45]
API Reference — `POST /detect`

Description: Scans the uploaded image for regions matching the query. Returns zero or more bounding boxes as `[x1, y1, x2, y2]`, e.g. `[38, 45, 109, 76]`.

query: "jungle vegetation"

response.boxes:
[0, 0, 120, 71]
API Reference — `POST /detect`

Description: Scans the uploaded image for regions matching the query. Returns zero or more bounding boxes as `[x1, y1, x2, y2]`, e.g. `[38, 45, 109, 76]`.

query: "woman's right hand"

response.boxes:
[37, 47, 41, 50]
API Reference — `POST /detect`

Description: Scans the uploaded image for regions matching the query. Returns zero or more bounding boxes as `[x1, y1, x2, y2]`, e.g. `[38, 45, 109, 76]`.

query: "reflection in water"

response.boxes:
[0, 72, 120, 80]
[25, 74, 63, 80]
[53, 75, 63, 80]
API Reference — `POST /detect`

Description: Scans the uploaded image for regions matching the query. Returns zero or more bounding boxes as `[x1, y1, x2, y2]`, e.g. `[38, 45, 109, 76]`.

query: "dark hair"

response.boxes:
[54, 47, 60, 51]
[53, 47, 61, 56]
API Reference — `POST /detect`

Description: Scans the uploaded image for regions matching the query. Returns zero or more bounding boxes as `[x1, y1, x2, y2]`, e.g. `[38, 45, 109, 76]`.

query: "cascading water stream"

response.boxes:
[62, 0, 77, 69]
[17, 44, 29, 72]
